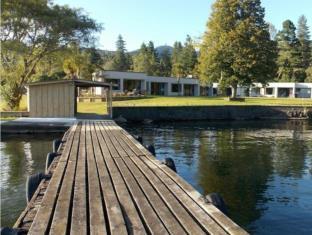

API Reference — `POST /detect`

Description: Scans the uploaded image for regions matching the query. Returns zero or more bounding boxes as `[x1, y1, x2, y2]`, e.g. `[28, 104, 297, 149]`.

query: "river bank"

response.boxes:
[113, 105, 312, 121]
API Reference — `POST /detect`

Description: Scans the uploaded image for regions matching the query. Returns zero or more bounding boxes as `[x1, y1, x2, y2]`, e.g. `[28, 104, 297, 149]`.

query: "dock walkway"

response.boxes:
[14, 121, 247, 235]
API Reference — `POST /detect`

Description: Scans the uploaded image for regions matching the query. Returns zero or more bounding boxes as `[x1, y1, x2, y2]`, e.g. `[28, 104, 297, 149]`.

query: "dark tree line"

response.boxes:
[106, 11, 311, 88]
[103, 35, 198, 78]
[276, 16, 312, 82]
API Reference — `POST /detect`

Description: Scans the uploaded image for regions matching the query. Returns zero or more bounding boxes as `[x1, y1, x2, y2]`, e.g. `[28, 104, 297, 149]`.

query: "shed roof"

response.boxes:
[27, 79, 114, 87]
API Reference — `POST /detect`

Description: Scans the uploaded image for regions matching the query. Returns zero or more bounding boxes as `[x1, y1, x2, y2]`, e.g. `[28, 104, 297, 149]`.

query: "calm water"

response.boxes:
[0, 133, 62, 227]
[1, 121, 312, 234]
[121, 120, 312, 234]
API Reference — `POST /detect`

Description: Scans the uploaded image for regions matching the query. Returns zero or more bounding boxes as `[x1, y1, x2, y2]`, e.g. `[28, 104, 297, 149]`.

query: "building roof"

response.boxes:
[27, 79, 115, 88]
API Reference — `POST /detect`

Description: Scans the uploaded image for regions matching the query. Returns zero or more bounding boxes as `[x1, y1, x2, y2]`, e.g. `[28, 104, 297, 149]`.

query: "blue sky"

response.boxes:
[54, 0, 312, 51]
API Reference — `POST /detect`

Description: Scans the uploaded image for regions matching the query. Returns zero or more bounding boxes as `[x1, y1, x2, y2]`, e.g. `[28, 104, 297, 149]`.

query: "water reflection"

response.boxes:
[0, 134, 62, 226]
[122, 120, 312, 234]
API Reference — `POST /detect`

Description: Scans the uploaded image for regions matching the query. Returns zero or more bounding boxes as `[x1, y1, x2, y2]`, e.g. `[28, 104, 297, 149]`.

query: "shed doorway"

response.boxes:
[76, 86, 112, 120]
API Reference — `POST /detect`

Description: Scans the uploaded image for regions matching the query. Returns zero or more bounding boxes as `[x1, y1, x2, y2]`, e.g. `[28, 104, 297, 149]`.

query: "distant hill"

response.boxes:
[155, 45, 173, 55]
[97, 45, 173, 57]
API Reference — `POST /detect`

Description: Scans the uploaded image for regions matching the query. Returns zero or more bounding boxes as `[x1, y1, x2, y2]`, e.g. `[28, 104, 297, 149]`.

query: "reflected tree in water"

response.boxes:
[197, 129, 273, 227]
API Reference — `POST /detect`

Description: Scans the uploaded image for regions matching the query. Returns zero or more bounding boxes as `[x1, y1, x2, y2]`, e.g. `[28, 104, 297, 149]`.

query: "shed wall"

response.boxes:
[29, 83, 75, 117]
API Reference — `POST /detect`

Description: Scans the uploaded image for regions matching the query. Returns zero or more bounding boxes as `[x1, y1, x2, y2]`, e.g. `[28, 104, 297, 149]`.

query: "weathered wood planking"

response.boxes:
[24, 121, 248, 235]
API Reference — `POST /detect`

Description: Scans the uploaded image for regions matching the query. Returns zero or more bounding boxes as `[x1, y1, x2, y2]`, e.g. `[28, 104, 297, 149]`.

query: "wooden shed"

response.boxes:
[27, 80, 112, 118]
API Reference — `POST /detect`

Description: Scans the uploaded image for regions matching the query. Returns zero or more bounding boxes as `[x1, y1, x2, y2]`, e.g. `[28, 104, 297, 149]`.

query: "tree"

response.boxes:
[62, 43, 84, 79]
[297, 15, 311, 80]
[1, 0, 101, 109]
[306, 65, 312, 82]
[133, 41, 159, 75]
[171, 41, 183, 77]
[79, 47, 104, 79]
[276, 20, 302, 81]
[199, 0, 277, 97]
[180, 35, 198, 77]
[158, 48, 172, 77]
[111, 35, 131, 71]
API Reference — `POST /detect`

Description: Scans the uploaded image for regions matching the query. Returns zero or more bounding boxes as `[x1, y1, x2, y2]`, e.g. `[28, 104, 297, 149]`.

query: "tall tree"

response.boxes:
[133, 41, 159, 75]
[180, 35, 198, 77]
[82, 47, 104, 79]
[111, 35, 131, 71]
[276, 20, 302, 81]
[199, 0, 277, 97]
[306, 65, 312, 82]
[0, 0, 100, 109]
[158, 48, 172, 77]
[171, 41, 183, 77]
[297, 15, 311, 79]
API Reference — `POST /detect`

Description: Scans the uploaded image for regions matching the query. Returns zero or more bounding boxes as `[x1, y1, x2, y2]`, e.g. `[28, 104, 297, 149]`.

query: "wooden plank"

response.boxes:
[43, 85, 48, 117]
[92, 122, 146, 235]
[103, 124, 188, 234]
[89, 122, 128, 235]
[106, 125, 212, 235]
[37, 86, 42, 117]
[119, 126, 247, 235]
[70, 121, 87, 234]
[63, 84, 69, 117]
[96, 122, 169, 235]
[49, 123, 82, 234]
[47, 84, 52, 117]
[28, 124, 78, 234]
[142, 157, 247, 235]
[53, 84, 59, 117]
[85, 121, 107, 235]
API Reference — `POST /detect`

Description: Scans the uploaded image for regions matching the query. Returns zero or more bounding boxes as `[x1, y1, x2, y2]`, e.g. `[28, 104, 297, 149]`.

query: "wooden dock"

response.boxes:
[14, 121, 247, 235]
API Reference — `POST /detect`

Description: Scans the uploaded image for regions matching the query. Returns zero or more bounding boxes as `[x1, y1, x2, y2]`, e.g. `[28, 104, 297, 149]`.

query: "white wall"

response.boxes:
[93, 71, 312, 98]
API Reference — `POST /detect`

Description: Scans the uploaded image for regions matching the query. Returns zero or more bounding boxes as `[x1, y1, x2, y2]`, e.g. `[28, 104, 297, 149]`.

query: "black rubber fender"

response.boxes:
[0, 227, 25, 235]
[134, 135, 143, 144]
[53, 139, 62, 153]
[205, 192, 228, 215]
[146, 144, 156, 156]
[163, 158, 176, 172]
[45, 152, 58, 173]
[26, 172, 45, 203]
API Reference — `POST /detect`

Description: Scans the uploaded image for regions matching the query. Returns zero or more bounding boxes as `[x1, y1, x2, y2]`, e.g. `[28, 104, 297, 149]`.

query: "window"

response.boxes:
[171, 84, 179, 93]
[105, 79, 120, 90]
[266, 88, 273, 95]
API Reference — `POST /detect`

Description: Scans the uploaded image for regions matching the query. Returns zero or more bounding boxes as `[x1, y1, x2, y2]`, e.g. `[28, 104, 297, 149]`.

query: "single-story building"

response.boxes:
[93, 71, 200, 96]
[92, 71, 312, 99]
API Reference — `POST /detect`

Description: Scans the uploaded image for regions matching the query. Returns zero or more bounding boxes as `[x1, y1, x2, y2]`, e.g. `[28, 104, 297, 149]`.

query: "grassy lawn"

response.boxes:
[0, 96, 27, 111]
[113, 96, 312, 106]
[2, 96, 312, 116]
[77, 101, 108, 115]
[0, 117, 17, 121]
[75, 96, 312, 116]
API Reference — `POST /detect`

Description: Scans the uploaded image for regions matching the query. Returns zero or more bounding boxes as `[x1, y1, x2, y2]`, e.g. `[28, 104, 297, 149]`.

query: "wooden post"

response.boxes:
[106, 84, 113, 119]
[109, 83, 113, 119]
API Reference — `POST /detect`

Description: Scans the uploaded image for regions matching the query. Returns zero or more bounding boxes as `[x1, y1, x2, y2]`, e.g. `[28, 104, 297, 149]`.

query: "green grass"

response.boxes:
[77, 101, 108, 115]
[75, 96, 312, 115]
[0, 96, 27, 111]
[2, 96, 312, 116]
[0, 117, 17, 121]
[113, 96, 312, 107]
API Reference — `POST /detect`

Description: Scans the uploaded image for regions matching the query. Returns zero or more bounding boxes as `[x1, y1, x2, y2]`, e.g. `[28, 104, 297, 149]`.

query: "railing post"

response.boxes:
[109, 83, 113, 119]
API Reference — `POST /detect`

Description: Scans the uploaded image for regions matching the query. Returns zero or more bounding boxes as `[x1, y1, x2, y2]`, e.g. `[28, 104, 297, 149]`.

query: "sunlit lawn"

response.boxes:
[113, 96, 312, 106]
[76, 96, 312, 116]
[77, 101, 108, 115]
[0, 96, 28, 111]
[1, 96, 312, 116]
